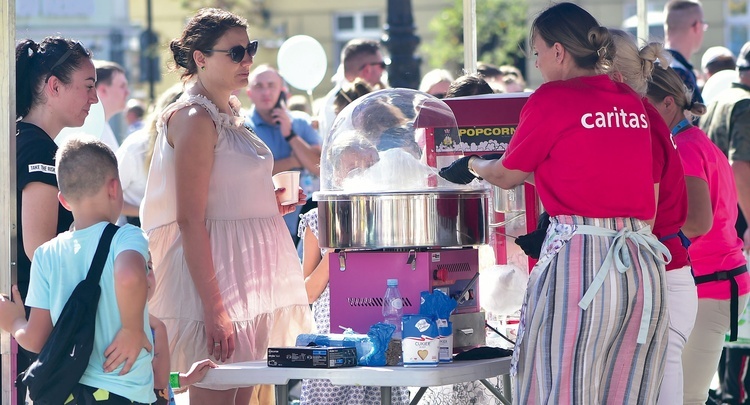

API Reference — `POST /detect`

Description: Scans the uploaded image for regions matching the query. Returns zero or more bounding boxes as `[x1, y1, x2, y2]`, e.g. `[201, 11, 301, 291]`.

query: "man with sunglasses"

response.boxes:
[245, 64, 322, 242]
[316, 38, 387, 142]
[664, 0, 706, 107]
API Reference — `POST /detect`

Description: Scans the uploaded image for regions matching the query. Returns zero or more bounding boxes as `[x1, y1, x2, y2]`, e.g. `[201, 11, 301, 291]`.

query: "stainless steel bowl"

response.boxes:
[492, 184, 525, 213]
[315, 190, 489, 249]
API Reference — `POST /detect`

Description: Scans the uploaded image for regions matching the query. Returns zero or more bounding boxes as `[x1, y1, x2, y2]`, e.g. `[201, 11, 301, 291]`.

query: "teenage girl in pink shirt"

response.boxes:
[646, 65, 750, 405]
[609, 30, 696, 404]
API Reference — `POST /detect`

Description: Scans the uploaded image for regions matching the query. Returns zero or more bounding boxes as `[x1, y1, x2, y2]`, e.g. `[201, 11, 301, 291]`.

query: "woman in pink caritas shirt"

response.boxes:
[647, 65, 750, 405]
[440, 3, 670, 403]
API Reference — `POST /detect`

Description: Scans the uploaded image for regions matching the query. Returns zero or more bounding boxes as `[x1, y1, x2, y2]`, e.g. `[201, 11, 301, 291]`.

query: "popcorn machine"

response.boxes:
[439, 93, 540, 272]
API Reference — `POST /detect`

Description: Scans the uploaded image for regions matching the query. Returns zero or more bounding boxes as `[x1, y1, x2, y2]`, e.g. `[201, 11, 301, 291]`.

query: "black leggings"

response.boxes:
[720, 347, 750, 405]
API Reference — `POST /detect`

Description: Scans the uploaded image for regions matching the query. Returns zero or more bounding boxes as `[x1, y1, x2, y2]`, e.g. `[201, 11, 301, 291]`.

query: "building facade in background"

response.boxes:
[16, 0, 139, 76]
[128, 0, 451, 103]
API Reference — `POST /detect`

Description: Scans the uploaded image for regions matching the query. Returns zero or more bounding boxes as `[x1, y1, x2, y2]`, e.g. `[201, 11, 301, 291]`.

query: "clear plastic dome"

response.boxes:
[318, 88, 476, 194]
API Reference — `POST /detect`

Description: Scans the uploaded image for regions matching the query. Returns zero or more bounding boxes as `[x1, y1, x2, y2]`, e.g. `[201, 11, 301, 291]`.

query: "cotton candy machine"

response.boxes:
[314, 89, 488, 351]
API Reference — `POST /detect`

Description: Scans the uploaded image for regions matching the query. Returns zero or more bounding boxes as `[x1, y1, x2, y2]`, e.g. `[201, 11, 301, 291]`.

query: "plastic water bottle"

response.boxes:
[382, 279, 404, 339]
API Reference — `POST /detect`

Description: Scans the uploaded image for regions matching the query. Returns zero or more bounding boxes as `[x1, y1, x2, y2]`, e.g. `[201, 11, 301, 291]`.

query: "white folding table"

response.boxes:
[197, 357, 512, 405]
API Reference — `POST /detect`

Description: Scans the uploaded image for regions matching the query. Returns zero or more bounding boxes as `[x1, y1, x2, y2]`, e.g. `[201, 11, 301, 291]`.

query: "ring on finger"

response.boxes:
[214, 342, 221, 346]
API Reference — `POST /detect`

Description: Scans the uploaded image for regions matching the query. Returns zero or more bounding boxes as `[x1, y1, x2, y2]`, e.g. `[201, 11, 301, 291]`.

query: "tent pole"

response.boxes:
[463, 0, 477, 73]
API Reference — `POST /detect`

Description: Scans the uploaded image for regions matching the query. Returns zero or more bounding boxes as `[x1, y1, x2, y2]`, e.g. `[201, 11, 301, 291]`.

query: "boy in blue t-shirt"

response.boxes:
[0, 137, 155, 404]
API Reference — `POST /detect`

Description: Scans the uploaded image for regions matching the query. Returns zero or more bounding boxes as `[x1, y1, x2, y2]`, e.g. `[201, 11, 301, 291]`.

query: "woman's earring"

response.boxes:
[200, 66, 206, 71]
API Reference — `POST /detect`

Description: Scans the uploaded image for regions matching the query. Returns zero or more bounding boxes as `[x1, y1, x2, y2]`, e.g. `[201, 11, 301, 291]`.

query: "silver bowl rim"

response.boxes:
[313, 189, 490, 200]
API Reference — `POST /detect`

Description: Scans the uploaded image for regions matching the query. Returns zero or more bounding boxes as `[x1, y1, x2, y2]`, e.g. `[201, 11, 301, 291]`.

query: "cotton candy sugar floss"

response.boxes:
[480, 263, 527, 316]
[480, 263, 528, 348]
[419, 289, 458, 363]
[340, 147, 436, 193]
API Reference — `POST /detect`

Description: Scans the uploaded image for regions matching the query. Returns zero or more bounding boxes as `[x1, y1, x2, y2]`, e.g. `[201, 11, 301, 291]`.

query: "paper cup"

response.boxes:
[272, 170, 301, 205]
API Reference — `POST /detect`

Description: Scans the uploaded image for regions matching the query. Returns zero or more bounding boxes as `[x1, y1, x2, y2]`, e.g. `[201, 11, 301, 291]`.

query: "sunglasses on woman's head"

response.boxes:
[204, 40, 259, 63]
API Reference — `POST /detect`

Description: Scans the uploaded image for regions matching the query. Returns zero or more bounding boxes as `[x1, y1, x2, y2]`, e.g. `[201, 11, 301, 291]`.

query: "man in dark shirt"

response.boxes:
[664, 0, 706, 106]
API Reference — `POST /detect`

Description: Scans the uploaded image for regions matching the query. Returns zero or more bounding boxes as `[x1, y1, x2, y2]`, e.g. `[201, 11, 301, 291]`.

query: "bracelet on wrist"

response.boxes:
[169, 372, 181, 389]
[284, 130, 297, 142]
[467, 156, 481, 179]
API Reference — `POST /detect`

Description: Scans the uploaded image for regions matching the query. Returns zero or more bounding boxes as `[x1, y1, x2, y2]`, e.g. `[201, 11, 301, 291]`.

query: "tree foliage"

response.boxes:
[423, 0, 527, 72]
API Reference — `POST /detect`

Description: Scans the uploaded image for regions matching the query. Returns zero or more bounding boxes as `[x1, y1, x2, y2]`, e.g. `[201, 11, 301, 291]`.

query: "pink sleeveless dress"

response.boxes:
[141, 94, 312, 380]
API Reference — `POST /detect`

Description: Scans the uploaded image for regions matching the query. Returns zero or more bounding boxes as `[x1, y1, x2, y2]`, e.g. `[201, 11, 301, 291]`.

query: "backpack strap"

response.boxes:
[84, 223, 119, 284]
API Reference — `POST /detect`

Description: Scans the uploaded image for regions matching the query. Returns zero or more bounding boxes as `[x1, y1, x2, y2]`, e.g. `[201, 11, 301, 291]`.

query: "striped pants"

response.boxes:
[513, 216, 669, 404]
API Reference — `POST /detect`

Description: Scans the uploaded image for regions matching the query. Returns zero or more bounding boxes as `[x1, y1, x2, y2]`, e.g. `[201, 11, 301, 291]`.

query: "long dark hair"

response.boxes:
[15, 37, 92, 119]
[531, 2, 614, 73]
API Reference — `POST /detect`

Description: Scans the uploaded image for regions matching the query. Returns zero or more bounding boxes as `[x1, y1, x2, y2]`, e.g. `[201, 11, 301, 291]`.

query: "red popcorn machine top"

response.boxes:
[439, 92, 540, 273]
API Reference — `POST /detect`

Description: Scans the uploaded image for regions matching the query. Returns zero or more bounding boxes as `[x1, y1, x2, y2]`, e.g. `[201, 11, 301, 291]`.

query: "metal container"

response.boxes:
[492, 184, 525, 213]
[451, 311, 487, 350]
[316, 189, 489, 249]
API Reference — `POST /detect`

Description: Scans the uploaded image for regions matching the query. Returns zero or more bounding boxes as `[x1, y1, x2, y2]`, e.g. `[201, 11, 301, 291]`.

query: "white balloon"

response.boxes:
[277, 35, 328, 91]
[702, 69, 738, 106]
[55, 101, 106, 147]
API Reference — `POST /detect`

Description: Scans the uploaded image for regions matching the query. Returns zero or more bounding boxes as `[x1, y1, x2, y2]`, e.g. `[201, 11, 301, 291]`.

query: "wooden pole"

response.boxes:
[0, 0, 17, 403]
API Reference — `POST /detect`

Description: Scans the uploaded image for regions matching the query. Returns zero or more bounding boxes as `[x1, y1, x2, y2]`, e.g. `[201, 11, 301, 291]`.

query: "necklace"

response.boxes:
[671, 118, 690, 136]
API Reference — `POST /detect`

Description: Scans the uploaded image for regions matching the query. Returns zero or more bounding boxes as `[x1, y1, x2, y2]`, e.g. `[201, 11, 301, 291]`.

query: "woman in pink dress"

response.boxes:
[140, 8, 312, 404]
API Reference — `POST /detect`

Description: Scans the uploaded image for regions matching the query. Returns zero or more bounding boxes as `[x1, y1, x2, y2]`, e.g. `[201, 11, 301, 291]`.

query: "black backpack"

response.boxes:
[18, 223, 119, 405]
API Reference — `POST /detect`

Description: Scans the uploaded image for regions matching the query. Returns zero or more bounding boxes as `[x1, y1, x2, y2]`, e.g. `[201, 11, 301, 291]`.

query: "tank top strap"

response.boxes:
[159, 94, 223, 127]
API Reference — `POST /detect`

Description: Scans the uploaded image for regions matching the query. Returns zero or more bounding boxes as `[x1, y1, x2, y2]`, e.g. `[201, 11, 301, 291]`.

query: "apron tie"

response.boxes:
[575, 224, 671, 344]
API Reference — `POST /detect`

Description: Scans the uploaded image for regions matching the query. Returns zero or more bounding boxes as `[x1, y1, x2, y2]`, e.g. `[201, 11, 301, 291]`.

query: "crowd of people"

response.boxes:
[3, 0, 750, 404]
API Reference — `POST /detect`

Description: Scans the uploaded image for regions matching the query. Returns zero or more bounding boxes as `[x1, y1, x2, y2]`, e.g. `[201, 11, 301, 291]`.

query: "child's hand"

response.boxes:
[0, 285, 27, 332]
[103, 328, 153, 375]
[183, 358, 217, 386]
